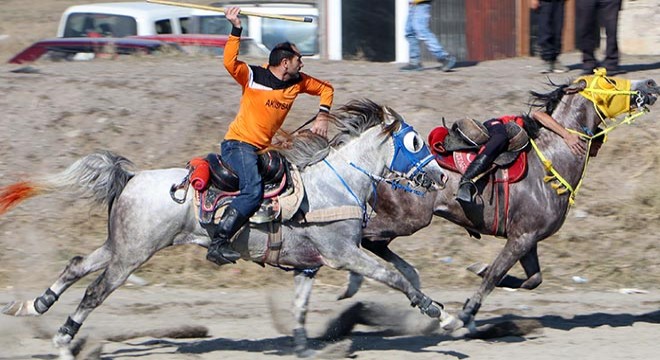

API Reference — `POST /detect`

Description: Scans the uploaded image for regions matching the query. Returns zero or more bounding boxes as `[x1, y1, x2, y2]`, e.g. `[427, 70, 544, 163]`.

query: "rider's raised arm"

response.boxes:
[223, 7, 249, 86]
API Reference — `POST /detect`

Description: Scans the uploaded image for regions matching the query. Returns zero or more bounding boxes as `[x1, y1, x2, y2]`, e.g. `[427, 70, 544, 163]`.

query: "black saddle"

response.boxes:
[205, 151, 287, 193]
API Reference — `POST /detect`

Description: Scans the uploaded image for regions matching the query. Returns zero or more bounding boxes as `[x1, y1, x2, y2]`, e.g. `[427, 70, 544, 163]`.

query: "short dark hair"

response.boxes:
[268, 42, 300, 66]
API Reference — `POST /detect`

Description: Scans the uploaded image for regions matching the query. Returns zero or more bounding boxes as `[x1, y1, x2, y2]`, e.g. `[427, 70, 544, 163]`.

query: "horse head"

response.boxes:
[383, 106, 447, 190]
[532, 70, 658, 147]
[330, 99, 446, 190]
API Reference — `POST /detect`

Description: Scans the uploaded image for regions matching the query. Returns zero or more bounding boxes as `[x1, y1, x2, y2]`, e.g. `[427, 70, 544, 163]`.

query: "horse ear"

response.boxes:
[383, 106, 404, 126]
[565, 80, 587, 95]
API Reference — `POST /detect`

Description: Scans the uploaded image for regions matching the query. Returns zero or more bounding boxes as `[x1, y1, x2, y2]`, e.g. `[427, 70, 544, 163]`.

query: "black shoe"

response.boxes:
[207, 239, 241, 265]
[400, 63, 423, 72]
[456, 181, 477, 203]
[540, 60, 554, 74]
[439, 55, 456, 71]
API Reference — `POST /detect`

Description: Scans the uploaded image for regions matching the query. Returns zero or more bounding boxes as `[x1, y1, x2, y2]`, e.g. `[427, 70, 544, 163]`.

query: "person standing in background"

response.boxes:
[531, 0, 569, 74]
[401, 0, 456, 72]
[576, 0, 623, 75]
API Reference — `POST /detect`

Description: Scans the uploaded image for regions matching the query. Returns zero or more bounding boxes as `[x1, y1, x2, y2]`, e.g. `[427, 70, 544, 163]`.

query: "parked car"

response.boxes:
[8, 37, 179, 64]
[188, 1, 319, 56]
[7, 34, 267, 64]
[57, 2, 194, 38]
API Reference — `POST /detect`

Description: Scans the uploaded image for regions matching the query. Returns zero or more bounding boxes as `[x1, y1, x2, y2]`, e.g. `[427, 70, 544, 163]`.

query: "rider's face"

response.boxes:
[285, 46, 303, 76]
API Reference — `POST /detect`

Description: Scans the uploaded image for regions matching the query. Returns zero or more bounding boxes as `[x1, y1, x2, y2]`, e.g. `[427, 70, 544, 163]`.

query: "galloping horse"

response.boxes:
[345, 72, 659, 329]
[0, 99, 457, 358]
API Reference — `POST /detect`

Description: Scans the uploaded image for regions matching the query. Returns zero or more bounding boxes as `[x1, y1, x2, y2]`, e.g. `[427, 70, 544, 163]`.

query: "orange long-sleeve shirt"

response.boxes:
[223, 32, 334, 149]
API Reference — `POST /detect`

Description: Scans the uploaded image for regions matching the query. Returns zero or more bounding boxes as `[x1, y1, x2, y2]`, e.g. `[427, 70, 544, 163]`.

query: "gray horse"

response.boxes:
[0, 99, 458, 358]
[342, 73, 659, 330]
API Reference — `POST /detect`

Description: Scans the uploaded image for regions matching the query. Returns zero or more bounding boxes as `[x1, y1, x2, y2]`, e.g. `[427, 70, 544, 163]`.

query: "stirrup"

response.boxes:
[456, 181, 477, 203]
[206, 243, 240, 265]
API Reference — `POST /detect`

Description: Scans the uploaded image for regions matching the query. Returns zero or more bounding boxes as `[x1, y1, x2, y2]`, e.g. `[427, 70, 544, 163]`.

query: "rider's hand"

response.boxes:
[225, 7, 242, 28]
[564, 133, 586, 156]
[310, 112, 329, 138]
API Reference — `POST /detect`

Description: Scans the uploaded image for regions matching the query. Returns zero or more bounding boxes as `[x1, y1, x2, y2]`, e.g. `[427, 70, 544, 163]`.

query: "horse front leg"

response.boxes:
[466, 244, 542, 289]
[362, 240, 421, 289]
[460, 236, 536, 327]
[324, 244, 461, 331]
[338, 240, 420, 301]
[2, 245, 111, 317]
[291, 269, 317, 358]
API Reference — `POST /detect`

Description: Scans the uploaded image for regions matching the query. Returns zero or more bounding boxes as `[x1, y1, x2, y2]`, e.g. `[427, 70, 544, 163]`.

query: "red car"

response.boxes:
[8, 34, 265, 64]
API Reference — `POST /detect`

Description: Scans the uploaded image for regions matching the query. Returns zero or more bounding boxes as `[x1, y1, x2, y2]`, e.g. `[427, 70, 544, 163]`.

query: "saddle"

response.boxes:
[188, 151, 303, 225]
[428, 116, 531, 237]
[428, 116, 529, 183]
[175, 151, 363, 266]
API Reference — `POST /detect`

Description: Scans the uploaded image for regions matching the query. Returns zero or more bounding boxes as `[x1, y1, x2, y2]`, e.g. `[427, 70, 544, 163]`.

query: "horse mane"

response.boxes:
[268, 130, 330, 169]
[330, 99, 399, 147]
[525, 81, 570, 139]
[268, 99, 398, 169]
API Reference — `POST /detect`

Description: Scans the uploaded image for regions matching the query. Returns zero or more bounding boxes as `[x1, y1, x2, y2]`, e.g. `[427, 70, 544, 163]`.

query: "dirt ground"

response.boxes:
[1, 1, 660, 359]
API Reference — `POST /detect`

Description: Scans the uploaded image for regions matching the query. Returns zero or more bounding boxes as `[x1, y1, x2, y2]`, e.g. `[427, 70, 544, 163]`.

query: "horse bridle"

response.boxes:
[531, 69, 653, 206]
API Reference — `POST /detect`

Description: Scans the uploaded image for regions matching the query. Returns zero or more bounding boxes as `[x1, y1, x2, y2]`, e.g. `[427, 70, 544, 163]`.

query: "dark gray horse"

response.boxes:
[343, 73, 659, 330]
[0, 99, 458, 358]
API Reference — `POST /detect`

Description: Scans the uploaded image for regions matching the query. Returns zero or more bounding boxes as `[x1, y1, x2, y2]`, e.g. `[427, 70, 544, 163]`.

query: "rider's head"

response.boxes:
[269, 42, 303, 78]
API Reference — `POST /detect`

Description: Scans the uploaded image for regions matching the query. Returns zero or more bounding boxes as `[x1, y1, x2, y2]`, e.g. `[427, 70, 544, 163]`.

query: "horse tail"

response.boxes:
[0, 150, 135, 216]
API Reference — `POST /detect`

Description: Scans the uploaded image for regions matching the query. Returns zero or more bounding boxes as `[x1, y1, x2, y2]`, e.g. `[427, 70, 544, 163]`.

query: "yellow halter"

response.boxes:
[530, 68, 648, 206]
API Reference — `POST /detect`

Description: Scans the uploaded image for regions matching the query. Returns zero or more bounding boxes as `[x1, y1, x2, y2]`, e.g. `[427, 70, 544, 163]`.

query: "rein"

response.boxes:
[530, 68, 650, 206]
[322, 158, 371, 227]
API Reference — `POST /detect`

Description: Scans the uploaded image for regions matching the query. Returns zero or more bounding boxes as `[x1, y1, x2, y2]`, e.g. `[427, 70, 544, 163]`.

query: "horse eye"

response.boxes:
[403, 132, 422, 153]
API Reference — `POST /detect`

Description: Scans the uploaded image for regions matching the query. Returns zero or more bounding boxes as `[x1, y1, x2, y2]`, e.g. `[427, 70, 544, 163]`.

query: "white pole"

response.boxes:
[395, 0, 409, 63]
[326, 0, 342, 60]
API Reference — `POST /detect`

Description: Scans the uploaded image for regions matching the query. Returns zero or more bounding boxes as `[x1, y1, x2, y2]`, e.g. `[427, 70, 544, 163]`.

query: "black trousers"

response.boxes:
[576, 0, 622, 70]
[482, 119, 508, 159]
[537, 0, 565, 62]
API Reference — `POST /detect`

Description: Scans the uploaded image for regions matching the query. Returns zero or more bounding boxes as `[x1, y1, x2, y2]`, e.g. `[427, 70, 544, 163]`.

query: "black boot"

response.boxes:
[205, 207, 247, 265]
[456, 154, 494, 203]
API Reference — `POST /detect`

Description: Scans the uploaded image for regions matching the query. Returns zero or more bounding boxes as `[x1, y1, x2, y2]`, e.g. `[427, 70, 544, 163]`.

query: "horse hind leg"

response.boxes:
[2, 245, 112, 317]
[51, 253, 150, 355]
[465, 245, 542, 289]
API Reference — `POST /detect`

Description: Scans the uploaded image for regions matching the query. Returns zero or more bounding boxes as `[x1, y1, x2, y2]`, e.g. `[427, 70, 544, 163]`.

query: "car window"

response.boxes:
[63, 13, 138, 37]
[155, 19, 173, 34]
[261, 17, 317, 56]
[195, 15, 249, 36]
[180, 17, 190, 34]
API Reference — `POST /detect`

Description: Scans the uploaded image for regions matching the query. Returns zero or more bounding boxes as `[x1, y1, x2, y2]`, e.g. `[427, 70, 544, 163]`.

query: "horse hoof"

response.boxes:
[423, 303, 442, 318]
[295, 347, 316, 358]
[466, 263, 488, 276]
[2, 300, 39, 317]
[439, 311, 464, 331]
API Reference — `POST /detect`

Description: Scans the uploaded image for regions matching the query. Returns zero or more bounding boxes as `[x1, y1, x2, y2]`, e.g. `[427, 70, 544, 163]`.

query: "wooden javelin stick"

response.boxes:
[146, 0, 314, 23]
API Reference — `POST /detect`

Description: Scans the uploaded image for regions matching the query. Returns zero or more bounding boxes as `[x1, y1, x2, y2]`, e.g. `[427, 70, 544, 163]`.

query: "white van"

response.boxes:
[57, 2, 193, 38]
[188, 2, 319, 56]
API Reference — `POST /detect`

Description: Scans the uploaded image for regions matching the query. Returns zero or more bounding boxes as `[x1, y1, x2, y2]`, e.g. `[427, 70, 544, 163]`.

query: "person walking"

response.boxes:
[576, 0, 623, 75]
[205, 6, 334, 265]
[401, 0, 456, 72]
[531, 0, 569, 74]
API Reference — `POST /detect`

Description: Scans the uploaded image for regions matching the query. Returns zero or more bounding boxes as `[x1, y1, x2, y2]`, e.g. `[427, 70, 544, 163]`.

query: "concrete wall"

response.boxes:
[619, 0, 660, 55]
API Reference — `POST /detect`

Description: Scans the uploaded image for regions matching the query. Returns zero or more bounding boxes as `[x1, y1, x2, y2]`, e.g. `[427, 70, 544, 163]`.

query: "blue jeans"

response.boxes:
[405, 3, 448, 64]
[220, 140, 264, 218]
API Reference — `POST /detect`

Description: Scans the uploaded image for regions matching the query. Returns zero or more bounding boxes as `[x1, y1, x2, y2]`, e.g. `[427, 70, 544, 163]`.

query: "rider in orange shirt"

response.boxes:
[206, 7, 334, 265]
